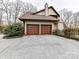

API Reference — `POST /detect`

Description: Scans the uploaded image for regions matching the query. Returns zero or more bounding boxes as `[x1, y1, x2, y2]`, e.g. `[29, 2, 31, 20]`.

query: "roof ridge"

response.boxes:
[33, 6, 60, 17]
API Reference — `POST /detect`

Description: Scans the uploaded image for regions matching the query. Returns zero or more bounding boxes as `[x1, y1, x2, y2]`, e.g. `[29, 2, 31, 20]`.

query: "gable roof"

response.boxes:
[19, 14, 59, 21]
[19, 5, 60, 21]
[33, 6, 60, 17]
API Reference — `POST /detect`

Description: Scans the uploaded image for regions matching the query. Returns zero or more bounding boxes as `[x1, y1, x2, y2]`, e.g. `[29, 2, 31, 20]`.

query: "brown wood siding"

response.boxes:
[41, 25, 52, 34]
[27, 24, 39, 35]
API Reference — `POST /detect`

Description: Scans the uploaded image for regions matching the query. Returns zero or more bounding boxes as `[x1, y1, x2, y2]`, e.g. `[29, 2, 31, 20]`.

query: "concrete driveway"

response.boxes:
[0, 35, 79, 59]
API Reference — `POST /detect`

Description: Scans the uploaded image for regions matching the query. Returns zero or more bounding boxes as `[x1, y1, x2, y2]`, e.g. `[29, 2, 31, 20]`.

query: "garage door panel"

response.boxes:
[27, 24, 39, 35]
[41, 25, 52, 34]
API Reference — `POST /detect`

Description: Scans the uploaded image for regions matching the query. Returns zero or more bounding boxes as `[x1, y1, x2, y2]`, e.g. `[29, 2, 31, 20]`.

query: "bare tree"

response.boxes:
[22, 2, 37, 14]
[59, 9, 72, 28]
[12, 1, 37, 23]
[0, 0, 12, 24]
[12, 0, 22, 23]
[0, 8, 3, 25]
[0, 0, 37, 25]
[72, 12, 79, 28]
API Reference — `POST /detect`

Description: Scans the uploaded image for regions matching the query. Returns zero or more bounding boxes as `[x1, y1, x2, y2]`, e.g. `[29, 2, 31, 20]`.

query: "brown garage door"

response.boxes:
[41, 24, 52, 34]
[27, 24, 39, 35]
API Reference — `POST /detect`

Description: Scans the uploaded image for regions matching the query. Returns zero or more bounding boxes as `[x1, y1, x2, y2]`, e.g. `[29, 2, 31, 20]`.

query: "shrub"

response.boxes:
[53, 29, 64, 35]
[0, 25, 4, 33]
[3, 23, 24, 38]
[63, 28, 79, 37]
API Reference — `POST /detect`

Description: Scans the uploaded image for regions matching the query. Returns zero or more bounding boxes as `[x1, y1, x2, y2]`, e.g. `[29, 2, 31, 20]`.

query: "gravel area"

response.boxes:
[0, 35, 79, 59]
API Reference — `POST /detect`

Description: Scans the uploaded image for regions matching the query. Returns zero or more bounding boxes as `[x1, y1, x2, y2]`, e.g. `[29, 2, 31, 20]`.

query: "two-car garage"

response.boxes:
[19, 4, 60, 35]
[26, 24, 52, 35]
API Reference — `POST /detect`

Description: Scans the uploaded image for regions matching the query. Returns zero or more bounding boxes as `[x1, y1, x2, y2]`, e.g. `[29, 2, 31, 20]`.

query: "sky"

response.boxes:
[21, 0, 79, 12]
